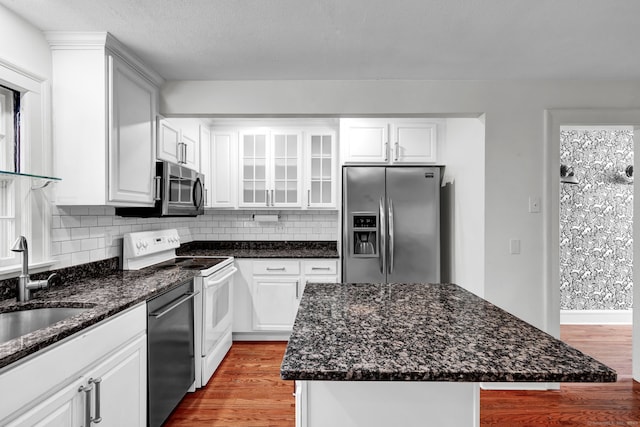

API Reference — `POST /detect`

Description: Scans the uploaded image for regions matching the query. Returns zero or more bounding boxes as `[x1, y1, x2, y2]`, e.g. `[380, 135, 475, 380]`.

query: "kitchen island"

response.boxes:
[280, 283, 616, 427]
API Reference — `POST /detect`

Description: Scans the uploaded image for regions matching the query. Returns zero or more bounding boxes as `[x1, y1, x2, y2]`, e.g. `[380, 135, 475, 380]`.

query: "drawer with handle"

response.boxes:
[302, 260, 338, 275]
[253, 260, 300, 275]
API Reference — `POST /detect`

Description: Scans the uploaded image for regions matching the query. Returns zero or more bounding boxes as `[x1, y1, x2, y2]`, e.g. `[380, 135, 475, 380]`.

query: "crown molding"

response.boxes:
[45, 31, 164, 86]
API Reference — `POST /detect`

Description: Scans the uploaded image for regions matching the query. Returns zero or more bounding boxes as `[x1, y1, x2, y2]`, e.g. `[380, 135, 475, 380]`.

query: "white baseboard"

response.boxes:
[560, 309, 632, 325]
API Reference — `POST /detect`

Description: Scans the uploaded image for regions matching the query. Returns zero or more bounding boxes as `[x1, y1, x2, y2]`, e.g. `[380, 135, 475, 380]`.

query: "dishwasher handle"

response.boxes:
[148, 291, 198, 319]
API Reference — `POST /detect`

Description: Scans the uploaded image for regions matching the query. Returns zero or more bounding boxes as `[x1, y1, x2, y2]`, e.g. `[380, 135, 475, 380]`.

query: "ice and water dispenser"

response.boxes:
[351, 213, 378, 257]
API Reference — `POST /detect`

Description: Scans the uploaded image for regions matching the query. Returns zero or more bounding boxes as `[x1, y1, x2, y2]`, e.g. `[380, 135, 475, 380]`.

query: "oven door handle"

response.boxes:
[204, 267, 238, 288]
[148, 291, 199, 319]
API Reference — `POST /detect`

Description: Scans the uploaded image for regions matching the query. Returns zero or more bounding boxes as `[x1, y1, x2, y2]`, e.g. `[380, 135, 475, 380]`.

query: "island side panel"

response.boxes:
[299, 381, 479, 427]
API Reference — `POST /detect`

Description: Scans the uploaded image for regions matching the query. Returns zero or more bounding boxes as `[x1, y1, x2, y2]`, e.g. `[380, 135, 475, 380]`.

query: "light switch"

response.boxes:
[510, 239, 521, 254]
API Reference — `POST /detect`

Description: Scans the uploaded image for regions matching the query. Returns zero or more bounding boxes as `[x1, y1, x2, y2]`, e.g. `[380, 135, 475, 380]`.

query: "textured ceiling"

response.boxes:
[1, 0, 638, 81]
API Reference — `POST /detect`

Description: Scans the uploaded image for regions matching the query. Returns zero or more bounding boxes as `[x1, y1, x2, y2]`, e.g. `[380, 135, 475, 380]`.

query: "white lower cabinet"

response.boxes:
[233, 259, 338, 340]
[0, 304, 147, 426]
[252, 260, 301, 331]
[82, 335, 146, 426]
[6, 380, 80, 427]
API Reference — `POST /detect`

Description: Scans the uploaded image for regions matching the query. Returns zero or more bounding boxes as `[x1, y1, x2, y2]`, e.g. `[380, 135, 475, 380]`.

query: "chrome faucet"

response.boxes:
[11, 236, 58, 302]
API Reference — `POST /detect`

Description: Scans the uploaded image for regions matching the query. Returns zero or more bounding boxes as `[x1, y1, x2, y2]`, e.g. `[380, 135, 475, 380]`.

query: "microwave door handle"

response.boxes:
[193, 178, 204, 209]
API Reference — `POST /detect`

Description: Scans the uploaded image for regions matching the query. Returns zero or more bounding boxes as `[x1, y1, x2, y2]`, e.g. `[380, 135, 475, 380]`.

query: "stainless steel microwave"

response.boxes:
[116, 161, 205, 217]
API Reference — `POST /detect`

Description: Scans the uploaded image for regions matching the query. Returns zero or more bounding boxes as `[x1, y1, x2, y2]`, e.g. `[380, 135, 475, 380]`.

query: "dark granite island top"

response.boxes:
[281, 282, 616, 383]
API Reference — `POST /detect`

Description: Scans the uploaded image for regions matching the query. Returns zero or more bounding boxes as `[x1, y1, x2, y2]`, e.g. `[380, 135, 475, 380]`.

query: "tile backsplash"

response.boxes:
[51, 207, 339, 269]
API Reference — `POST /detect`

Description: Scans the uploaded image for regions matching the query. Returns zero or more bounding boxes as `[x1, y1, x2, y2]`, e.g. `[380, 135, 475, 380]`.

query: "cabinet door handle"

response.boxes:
[266, 267, 286, 271]
[265, 190, 269, 206]
[295, 280, 299, 299]
[204, 188, 208, 206]
[154, 176, 162, 201]
[178, 142, 187, 164]
[384, 142, 389, 162]
[394, 141, 399, 161]
[79, 383, 93, 427]
[307, 189, 311, 207]
[89, 377, 103, 423]
[270, 189, 274, 206]
[176, 142, 182, 163]
[311, 267, 331, 271]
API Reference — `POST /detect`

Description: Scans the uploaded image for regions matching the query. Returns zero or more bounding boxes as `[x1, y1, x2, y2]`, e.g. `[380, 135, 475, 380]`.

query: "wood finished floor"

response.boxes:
[165, 326, 640, 426]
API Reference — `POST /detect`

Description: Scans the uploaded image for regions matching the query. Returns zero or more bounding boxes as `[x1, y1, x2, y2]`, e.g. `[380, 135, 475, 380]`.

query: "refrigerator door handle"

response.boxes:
[379, 197, 386, 275]
[388, 197, 394, 274]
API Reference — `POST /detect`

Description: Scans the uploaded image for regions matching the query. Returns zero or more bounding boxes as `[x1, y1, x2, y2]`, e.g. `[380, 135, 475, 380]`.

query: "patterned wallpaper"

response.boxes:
[560, 128, 634, 310]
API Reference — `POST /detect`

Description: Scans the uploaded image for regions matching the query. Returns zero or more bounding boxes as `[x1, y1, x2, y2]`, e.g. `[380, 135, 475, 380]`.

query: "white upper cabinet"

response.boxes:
[340, 118, 442, 165]
[209, 129, 238, 208]
[48, 32, 162, 206]
[157, 118, 180, 165]
[156, 117, 200, 171]
[201, 119, 338, 210]
[340, 119, 390, 164]
[305, 129, 336, 208]
[391, 121, 438, 163]
[239, 128, 302, 208]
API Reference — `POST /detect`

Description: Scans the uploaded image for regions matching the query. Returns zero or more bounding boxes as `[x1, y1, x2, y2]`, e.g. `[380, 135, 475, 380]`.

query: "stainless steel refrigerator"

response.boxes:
[342, 166, 441, 283]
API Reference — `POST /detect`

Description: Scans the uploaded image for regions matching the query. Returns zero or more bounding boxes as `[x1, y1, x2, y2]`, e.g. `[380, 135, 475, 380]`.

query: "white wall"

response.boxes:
[440, 117, 485, 298]
[162, 79, 640, 332]
[0, 5, 51, 79]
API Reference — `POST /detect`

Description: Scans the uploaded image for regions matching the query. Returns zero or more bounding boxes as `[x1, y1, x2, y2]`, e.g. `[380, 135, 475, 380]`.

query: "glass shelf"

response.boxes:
[0, 170, 61, 190]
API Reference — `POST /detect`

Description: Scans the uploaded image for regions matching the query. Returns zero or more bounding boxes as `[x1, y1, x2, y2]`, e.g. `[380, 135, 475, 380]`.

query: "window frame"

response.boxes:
[0, 58, 55, 278]
[0, 85, 20, 267]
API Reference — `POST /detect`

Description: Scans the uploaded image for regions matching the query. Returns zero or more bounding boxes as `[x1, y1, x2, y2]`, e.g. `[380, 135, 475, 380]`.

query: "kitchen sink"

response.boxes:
[0, 306, 92, 343]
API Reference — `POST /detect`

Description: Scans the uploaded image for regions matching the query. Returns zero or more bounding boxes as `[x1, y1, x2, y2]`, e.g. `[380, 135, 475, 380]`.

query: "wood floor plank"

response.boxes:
[165, 326, 640, 426]
[164, 341, 295, 427]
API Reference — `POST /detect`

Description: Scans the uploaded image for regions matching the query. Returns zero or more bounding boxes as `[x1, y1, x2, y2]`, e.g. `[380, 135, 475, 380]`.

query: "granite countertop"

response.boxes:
[280, 282, 617, 383]
[177, 240, 339, 258]
[0, 265, 198, 370]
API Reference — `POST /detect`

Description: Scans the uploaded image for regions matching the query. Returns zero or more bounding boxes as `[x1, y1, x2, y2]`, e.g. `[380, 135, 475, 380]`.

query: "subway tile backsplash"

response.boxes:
[51, 207, 339, 269]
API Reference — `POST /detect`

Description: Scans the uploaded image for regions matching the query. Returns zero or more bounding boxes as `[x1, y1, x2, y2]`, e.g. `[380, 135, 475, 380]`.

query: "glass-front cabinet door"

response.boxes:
[272, 130, 301, 207]
[239, 131, 268, 207]
[306, 130, 336, 208]
[238, 129, 302, 208]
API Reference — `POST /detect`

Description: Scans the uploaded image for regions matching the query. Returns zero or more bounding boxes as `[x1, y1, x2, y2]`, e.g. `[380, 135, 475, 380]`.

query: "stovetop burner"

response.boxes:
[154, 257, 229, 271]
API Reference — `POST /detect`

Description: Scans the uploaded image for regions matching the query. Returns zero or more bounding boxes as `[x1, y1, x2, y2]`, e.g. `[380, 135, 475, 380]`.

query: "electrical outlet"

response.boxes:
[528, 196, 541, 213]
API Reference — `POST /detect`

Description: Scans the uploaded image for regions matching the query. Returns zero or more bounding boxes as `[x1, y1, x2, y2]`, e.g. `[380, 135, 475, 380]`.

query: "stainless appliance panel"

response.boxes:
[147, 279, 195, 427]
[343, 167, 386, 283]
[116, 161, 204, 217]
[386, 167, 440, 283]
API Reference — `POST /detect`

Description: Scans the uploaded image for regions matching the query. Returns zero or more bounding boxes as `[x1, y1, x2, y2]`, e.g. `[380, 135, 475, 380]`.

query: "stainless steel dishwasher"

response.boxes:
[147, 279, 197, 427]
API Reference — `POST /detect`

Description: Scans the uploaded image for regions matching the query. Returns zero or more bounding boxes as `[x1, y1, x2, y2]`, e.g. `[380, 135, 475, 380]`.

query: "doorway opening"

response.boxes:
[544, 108, 640, 381]
[559, 126, 633, 324]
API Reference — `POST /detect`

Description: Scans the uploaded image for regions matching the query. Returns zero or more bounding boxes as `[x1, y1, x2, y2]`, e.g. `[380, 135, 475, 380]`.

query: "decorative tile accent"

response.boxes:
[560, 129, 633, 310]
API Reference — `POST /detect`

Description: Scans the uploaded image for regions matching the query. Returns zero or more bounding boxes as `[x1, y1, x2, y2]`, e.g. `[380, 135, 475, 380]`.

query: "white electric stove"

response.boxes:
[122, 229, 236, 388]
